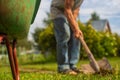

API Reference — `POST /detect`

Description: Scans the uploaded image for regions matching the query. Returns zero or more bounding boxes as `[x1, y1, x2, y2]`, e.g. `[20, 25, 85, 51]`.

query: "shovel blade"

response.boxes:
[80, 57, 112, 74]
[80, 64, 96, 74]
[98, 57, 112, 71]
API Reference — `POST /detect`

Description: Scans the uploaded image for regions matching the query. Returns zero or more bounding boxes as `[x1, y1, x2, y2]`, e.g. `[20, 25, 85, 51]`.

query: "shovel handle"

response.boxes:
[79, 36, 100, 72]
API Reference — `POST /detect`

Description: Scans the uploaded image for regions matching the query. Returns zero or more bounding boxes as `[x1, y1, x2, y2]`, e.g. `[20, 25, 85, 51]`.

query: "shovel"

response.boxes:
[79, 36, 112, 74]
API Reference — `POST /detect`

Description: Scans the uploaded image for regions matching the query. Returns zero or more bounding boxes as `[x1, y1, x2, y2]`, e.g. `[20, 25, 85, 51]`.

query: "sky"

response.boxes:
[29, 0, 120, 40]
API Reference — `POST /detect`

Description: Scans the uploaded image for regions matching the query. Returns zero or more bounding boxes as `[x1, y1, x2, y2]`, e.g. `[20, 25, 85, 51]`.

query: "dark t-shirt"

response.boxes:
[50, 0, 84, 19]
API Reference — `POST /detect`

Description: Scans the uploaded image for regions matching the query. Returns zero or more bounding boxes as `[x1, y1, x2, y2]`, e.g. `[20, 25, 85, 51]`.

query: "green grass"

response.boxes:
[0, 57, 120, 80]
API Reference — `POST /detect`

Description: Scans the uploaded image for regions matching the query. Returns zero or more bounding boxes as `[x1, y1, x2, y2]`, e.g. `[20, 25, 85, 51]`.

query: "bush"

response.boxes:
[114, 34, 120, 56]
[33, 20, 118, 59]
[38, 23, 56, 53]
[33, 23, 56, 57]
[78, 21, 117, 58]
[18, 53, 56, 65]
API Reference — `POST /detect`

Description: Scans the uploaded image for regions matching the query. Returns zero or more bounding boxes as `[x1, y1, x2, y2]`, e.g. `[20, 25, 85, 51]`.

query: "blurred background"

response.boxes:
[0, 0, 120, 79]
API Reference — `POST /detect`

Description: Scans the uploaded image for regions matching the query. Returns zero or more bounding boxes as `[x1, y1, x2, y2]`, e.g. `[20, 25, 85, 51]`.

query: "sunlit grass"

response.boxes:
[0, 57, 120, 80]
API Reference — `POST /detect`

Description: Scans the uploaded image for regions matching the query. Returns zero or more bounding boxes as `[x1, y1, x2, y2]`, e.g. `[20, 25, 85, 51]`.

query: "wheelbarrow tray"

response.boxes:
[0, 0, 41, 39]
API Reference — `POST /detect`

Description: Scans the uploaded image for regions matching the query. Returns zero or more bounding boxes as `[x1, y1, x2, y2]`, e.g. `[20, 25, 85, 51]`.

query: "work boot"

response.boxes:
[58, 69, 77, 75]
[71, 67, 81, 73]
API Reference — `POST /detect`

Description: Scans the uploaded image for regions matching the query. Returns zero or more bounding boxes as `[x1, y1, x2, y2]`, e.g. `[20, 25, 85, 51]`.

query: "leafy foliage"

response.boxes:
[17, 38, 32, 50]
[43, 12, 52, 26]
[90, 12, 100, 21]
[32, 11, 118, 59]
[33, 23, 56, 55]
[78, 21, 117, 58]
[114, 34, 120, 56]
[33, 20, 118, 59]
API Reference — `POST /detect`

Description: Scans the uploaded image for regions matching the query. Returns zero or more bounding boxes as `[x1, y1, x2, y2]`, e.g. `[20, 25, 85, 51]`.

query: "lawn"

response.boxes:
[0, 57, 120, 80]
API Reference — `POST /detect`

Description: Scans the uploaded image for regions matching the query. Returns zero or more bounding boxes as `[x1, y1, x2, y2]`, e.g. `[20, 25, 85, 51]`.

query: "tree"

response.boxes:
[17, 38, 31, 49]
[43, 12, 52, 26]
[32, 12, 55, 54]
[32, 23, 56, 61]
[90, 12, 100, 21]
[32, 28, 44, 49]
[86, 12, 100, 26]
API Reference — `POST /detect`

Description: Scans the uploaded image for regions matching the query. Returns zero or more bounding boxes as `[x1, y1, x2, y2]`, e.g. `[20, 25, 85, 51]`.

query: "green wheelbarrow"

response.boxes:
[0, 0, 41, 80]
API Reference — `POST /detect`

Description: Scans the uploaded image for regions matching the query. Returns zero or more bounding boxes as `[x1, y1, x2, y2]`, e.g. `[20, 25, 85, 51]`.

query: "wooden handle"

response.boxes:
[79, 36, 100, 72]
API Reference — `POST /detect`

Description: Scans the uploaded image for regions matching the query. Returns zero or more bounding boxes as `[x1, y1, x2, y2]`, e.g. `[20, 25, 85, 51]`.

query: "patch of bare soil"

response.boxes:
[19, 68, 57, 74]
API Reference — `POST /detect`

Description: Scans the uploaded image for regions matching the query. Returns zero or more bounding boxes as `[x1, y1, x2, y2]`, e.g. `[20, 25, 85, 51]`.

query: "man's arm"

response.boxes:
[73, 7, 80, 20]
[64, 0, 83, 38]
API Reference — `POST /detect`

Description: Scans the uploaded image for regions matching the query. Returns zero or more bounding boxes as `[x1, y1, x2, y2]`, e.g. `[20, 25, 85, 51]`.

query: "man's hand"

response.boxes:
[69, 23, 83, 39]
[74, 28, 83, 39]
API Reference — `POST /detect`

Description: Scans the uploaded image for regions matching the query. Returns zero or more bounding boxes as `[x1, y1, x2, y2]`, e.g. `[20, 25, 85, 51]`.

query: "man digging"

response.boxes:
[50, 0, 84, 75]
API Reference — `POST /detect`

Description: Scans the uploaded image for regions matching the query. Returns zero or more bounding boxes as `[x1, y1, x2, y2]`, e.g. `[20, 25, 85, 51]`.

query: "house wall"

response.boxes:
[104, 24, 109, 32]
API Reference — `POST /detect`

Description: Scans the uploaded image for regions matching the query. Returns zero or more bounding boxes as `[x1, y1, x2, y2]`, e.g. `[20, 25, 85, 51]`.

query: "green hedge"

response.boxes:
[33, 21, 119, 59]
[78, 21, 117, 58]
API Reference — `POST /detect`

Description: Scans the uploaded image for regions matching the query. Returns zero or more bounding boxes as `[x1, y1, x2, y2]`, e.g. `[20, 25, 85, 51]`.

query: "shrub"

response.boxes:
[114, 34, 120, 56]
[33, 21, 118, 59]
[78, 21, 117, 58]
